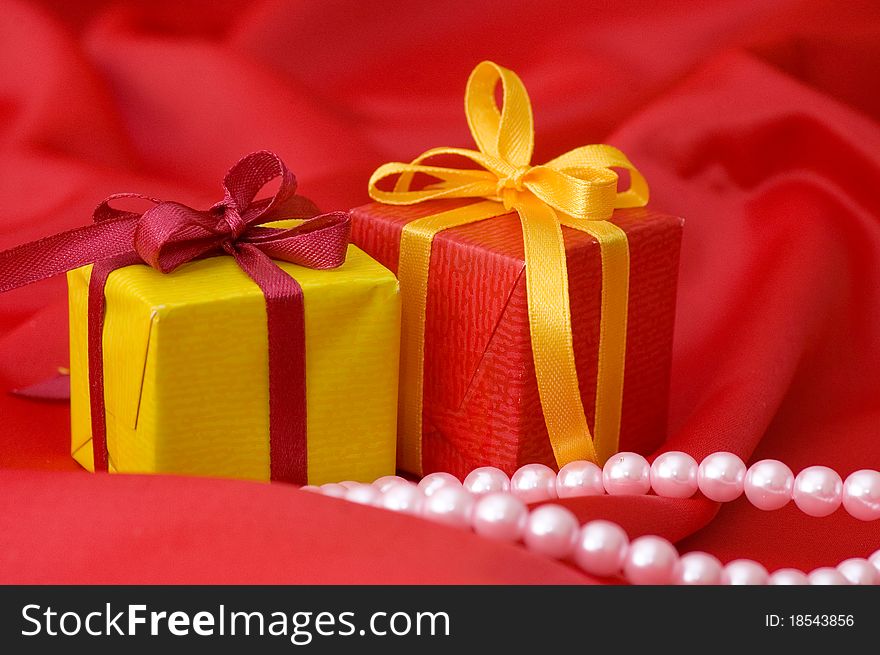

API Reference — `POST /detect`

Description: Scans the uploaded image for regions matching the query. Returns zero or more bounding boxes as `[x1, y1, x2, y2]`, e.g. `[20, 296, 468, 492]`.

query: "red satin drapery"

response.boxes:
[1, 0, 879, 583]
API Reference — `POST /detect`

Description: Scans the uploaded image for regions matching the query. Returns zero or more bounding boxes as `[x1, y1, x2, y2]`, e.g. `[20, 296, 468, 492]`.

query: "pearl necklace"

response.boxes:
[302, 451, 880, 585]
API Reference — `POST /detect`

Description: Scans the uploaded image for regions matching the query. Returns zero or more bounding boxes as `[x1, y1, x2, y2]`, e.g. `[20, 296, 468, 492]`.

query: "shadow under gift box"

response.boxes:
[67, 226, 400, 485]
[351, 200, 683, 478]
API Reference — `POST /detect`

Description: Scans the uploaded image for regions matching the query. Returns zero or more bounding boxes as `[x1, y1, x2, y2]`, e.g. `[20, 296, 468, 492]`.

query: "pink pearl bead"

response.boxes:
[722, 560, 768, 585]
[556, 461, 605, 498]
[373, 475, 407, 493]
[319, 483, 347, 498]
[623, 535, 678, 584]
[792, 466, 842, 517]
[744, 460, 793, 511]
[379, 482, 423, 515]
[463, 467, 510, 495]
[573, 520, 629, 577]
[673, 551, 723, 585]
[510, 464, 558, 503]
[870, 549, 880, 573]
[421, 485, 474, 529]
[697, 452, 746, 502]
[768, 569, 809, 585]
[418, 472, 461, 497]
[842, 469, 880, 521]
[344, 483, 381, 505]
[471, 492, 528, 542]
[837, 558, 877, 585]
[807, 568, 849, 585]
[603, 452, 651, 496]
[523, 505, 579, 559]
[650, 451, 699, 498]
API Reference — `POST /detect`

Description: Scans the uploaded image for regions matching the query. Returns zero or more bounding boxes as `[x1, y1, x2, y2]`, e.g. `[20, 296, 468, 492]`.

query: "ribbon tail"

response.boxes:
[515, 196, 599, 465]
[87, 253, 142, 471]
[233, 244, 308, 485]
[561, 218, 630, 464]
[0, 218, 138, 293]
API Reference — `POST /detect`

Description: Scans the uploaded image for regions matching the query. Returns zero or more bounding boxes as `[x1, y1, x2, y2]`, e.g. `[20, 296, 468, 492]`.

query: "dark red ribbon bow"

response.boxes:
[0, 150, 351, 484]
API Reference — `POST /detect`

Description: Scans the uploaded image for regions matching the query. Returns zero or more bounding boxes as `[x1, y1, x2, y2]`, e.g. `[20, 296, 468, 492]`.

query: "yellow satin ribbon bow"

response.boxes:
[369, 61, 649, 474]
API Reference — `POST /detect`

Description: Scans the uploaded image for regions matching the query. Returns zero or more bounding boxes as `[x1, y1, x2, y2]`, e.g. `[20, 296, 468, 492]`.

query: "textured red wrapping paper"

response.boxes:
[352, 201, 683, 477]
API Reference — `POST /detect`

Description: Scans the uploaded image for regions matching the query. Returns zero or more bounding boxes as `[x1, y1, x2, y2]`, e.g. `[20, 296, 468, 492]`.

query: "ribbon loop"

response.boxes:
[545, 144, 650, 208]
[368, 61, 651, 472]
[523, 165, 619, 220]
[134, 201, 218, 273]
[253, 211, 352, 269]
[466, 61, 534, 167]
[218, 150, 298, 224]
[93, 192, 165, 223]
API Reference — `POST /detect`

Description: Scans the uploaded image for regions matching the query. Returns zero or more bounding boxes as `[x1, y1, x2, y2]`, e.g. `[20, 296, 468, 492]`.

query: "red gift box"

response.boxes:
[352, 199, 683, 478]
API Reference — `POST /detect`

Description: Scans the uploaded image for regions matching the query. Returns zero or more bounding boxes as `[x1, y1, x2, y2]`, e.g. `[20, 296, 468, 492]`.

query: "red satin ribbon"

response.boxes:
[0, 150, 351, 484]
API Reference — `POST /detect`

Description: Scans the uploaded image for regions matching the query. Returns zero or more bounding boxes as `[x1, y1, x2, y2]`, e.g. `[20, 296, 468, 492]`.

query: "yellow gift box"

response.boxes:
[67, 230, 400, 485]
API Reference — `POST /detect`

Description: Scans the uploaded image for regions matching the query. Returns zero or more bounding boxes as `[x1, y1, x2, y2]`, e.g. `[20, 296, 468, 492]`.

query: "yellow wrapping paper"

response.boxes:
[67, 231, 400, 485]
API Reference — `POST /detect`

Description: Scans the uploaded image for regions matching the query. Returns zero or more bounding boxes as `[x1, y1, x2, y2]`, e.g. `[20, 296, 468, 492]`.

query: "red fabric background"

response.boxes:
[1, 0, 878, 583]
